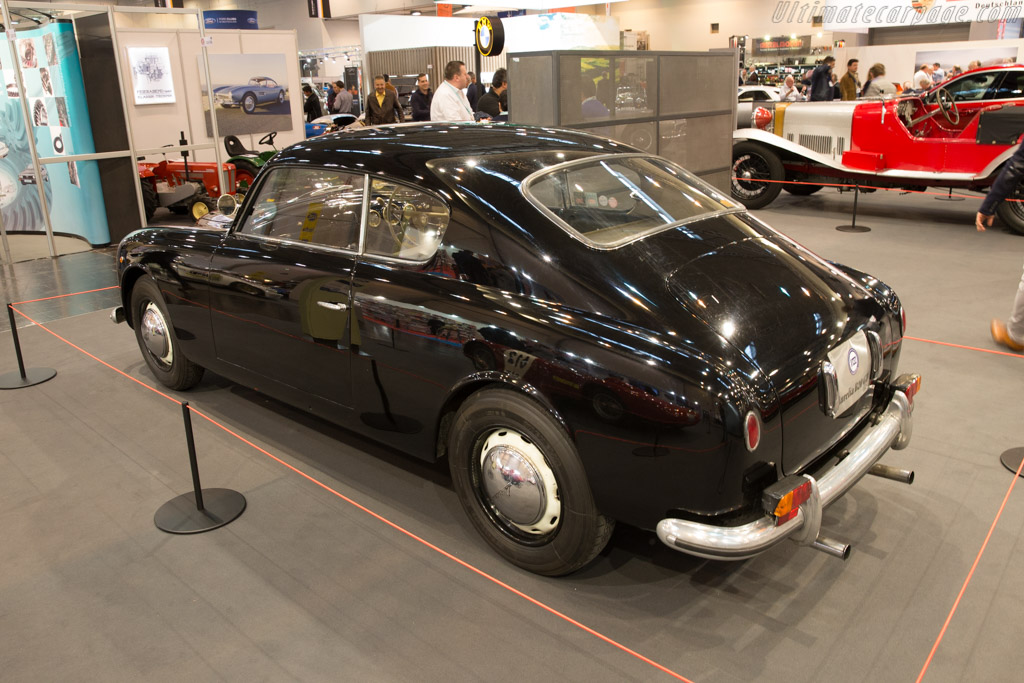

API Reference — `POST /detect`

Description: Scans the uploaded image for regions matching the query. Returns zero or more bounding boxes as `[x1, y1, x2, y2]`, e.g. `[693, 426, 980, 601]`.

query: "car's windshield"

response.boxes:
[523, 155, 739, 248]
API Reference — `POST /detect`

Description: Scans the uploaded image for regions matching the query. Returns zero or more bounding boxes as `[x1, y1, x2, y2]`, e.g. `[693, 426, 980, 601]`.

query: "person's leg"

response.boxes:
[1007, 263, 1024, 344]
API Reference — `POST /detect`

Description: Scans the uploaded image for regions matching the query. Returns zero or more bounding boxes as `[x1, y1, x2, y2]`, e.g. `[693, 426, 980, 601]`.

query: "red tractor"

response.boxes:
[138, 158, 237, 221]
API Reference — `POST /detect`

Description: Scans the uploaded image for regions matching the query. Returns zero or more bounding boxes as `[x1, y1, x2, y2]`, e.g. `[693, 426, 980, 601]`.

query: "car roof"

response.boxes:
[273, 123, 636, 185]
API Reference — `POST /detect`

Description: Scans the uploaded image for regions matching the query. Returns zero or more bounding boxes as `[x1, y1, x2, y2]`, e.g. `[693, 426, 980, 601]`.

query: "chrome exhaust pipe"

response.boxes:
[812, 535, 851, 560]
[110, 306, 125, 325]
[868, 463, 914, 485]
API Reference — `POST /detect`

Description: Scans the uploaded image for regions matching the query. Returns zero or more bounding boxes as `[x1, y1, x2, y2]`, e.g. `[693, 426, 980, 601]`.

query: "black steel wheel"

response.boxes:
[732, 141, 784, 209]
[130, 275, 204, 390]
[448, 387, 613, 576]
[995, 184, 1024, 236]
[242, 93, 257, 114]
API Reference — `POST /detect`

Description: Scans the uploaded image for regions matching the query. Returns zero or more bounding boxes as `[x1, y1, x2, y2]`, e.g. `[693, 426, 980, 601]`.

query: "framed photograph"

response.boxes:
[127, 46, 175, 105]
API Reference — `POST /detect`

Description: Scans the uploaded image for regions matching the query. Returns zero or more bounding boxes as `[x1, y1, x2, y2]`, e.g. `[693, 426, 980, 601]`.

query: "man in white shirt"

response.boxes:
[430, 60, 475, 122]
[779, 75, 802, 101]
[912, 63, 933, 90]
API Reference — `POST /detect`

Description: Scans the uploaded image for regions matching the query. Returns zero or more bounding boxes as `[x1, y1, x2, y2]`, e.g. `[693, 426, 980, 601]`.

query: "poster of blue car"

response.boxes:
[201, 53, 292, 136]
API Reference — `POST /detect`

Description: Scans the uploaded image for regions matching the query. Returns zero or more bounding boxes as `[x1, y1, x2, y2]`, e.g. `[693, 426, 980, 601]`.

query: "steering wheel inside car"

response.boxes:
[935, 87, 960, 125]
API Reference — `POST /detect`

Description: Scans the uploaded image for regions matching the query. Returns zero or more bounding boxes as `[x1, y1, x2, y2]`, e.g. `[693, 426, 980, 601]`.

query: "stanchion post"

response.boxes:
[182, 401, 205, 512]
[7, 304, 26, 381]
[0, 303, 57, 390]
[154, 400, 246, 534]
[836, 184, 872, 233]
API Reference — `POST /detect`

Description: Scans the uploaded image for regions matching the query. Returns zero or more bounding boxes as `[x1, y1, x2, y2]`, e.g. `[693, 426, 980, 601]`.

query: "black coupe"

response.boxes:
[113, 123, 921, 576]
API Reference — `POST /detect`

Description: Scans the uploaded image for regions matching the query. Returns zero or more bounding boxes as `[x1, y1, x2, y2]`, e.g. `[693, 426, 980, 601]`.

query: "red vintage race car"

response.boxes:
[732, 65, 1024, 233]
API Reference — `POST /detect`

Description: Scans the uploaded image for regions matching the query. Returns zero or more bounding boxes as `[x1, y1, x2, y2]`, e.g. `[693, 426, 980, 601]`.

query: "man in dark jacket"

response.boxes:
[365, 75, 404, 125]
[410, 73, 433, 121]
[465, 72, 481, 111]
[476, 68, 507, 118]
[302, 84, 322, 122]
[809, 56, 836, 101]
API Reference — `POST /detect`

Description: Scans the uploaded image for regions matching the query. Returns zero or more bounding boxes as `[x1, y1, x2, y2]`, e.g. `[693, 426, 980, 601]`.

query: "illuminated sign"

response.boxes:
[752, 35, 812, 55]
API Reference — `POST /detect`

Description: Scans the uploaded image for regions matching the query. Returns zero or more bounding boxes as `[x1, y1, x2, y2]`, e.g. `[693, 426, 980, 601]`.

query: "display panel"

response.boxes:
[0, 20, 111, 245]
[200, 53, 293, 137]
[127, 46, 175, 105]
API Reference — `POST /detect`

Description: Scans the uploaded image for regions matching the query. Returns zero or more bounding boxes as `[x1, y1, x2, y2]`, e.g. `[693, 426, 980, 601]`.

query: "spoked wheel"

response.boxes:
[130, 275, 204, 390]
[449, 388, 613, 576]
[732, 141, 784, 209]
[995, 181, 1024, 236]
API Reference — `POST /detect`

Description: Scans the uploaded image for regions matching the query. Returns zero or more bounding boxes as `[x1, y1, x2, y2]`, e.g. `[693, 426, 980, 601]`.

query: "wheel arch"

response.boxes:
[434, 373, 569, 462]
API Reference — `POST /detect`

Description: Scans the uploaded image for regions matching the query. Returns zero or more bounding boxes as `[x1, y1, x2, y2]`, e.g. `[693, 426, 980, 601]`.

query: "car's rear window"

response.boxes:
[522, 155, 739, 248]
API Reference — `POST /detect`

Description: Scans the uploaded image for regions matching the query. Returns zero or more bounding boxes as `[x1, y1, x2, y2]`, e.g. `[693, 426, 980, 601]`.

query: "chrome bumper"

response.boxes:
[656, 380, 916, 561]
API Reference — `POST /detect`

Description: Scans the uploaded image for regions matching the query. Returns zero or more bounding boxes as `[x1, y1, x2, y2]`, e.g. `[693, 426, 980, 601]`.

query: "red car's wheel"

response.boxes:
[732, 141, 784, 209]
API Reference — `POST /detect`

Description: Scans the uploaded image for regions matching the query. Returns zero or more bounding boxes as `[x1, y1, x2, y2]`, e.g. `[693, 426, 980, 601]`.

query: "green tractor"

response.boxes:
[224, 132, 278, 193]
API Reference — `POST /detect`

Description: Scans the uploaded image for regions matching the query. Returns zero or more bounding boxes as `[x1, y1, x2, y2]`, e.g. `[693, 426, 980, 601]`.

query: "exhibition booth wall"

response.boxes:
[833, 37, 1022, 87]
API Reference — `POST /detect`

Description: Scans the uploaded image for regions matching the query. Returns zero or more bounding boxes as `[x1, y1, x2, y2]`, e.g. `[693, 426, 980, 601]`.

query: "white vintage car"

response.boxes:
[731, 65, 1024, 233]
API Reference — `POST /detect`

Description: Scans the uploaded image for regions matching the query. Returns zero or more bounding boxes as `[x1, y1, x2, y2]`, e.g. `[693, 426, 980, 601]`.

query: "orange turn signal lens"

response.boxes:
[763, 477, 812, 526]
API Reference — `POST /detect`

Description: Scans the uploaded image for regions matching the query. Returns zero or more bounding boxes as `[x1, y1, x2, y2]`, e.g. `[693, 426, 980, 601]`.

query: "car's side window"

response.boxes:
[738, 91, 755, 101]
[364, 178, 449, 261]
[942, 73, 1000, 101]
[238, 167, 364, 251]
[991, 71, 1024, 100]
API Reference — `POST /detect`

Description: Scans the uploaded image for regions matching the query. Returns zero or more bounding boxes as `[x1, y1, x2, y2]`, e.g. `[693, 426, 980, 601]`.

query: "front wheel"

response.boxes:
[732, 141, 784, 209]
[241, 93, 257, 114]
[130, 275, 204, 390]
[448, 388, 613, 576]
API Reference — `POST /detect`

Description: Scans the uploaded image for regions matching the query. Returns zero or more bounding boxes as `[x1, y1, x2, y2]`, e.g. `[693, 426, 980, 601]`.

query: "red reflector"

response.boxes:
[901, 307, 907, 335]
[744, 411, 760, 452]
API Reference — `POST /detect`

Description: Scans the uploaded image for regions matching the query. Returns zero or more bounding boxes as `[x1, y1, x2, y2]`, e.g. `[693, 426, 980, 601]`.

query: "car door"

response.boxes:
[347, 178, 456, 454]
[208, 165, 364, 408]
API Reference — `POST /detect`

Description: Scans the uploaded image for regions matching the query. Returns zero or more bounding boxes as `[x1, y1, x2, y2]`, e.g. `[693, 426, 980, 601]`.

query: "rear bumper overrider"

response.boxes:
[656, 374, 918, 561]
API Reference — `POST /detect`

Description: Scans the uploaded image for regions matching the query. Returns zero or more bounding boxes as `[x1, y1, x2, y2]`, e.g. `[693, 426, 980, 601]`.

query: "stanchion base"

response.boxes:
[836, 224, 871, 233]
[0, 366, 57, 389]
[935, 196, 964, 201]
[999, 447, 1024, 477]
[154, 488, 246, 534]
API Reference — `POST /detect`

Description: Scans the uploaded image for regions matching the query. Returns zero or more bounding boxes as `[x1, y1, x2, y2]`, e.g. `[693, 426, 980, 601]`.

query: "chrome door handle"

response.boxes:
[316, 301, 348, 311]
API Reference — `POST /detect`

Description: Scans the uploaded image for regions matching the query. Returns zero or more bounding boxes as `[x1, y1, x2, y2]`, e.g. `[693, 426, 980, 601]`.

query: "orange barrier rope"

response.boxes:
[915, 448, 1024, 682]
[905, 335, 1024, 358]
[11, 285, 118, 306]
[7, 303, 693, 683]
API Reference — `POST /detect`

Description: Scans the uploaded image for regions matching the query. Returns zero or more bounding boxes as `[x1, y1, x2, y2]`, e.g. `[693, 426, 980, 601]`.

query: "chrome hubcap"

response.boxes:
[479, 429, 560, 535]
[140, 302, 172, 366]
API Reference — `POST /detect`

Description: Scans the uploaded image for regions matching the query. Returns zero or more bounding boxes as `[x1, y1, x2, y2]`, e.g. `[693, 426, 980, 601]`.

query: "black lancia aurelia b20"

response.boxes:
[114, 123, 921, 576]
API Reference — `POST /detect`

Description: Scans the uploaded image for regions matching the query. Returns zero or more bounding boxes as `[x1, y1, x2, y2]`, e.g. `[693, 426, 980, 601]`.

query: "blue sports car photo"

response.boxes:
[214, 76, 286, 114]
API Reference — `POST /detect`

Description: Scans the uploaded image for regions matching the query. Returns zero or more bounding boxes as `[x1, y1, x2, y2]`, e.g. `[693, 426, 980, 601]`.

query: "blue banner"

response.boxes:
[203, 10, 259, 30]
[1, 20, 110, 245]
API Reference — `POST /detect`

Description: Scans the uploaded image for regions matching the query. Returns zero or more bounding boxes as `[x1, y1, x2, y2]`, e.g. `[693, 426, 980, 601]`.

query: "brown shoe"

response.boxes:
[991, 319, 1024, 352]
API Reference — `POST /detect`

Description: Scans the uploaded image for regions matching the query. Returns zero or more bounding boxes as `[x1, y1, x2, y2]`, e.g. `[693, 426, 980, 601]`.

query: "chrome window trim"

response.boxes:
[519, 153, 742, 251]
[360, 176, 452, 266]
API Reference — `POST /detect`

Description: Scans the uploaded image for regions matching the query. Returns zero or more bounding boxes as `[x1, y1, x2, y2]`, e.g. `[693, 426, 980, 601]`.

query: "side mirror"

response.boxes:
[216, 193, 239, 217]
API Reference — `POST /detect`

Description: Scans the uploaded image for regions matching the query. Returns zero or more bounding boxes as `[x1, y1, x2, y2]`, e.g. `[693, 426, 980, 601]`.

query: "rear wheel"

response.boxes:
[995, 182, 1024, 236]
[130, 275, 204, 390]
[448, 388, 613, 576]
[732, 141, 784, 209]
[232, 158, 260, 194]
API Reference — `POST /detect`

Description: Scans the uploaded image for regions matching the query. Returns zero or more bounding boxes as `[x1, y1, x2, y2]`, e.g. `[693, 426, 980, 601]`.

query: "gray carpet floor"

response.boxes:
[0, 188, 1022, 682]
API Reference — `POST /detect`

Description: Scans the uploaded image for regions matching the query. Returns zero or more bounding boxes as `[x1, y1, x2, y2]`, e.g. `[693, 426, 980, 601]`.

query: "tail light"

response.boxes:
[762, 475, 812, 525]
[901, 374, 922, 405]
[744, 411, 760, 452]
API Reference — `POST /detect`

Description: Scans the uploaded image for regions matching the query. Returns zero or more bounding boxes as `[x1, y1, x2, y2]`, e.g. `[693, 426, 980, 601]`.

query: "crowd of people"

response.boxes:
[742, 56, 996, 102]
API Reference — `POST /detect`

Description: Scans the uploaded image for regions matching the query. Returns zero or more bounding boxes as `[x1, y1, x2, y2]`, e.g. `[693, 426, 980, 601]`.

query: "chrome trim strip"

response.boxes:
[655, 389, 913, 560]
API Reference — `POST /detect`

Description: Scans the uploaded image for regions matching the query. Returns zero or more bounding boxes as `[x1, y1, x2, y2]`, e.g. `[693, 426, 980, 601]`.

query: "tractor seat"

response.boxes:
[224, 135, 257, 157]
